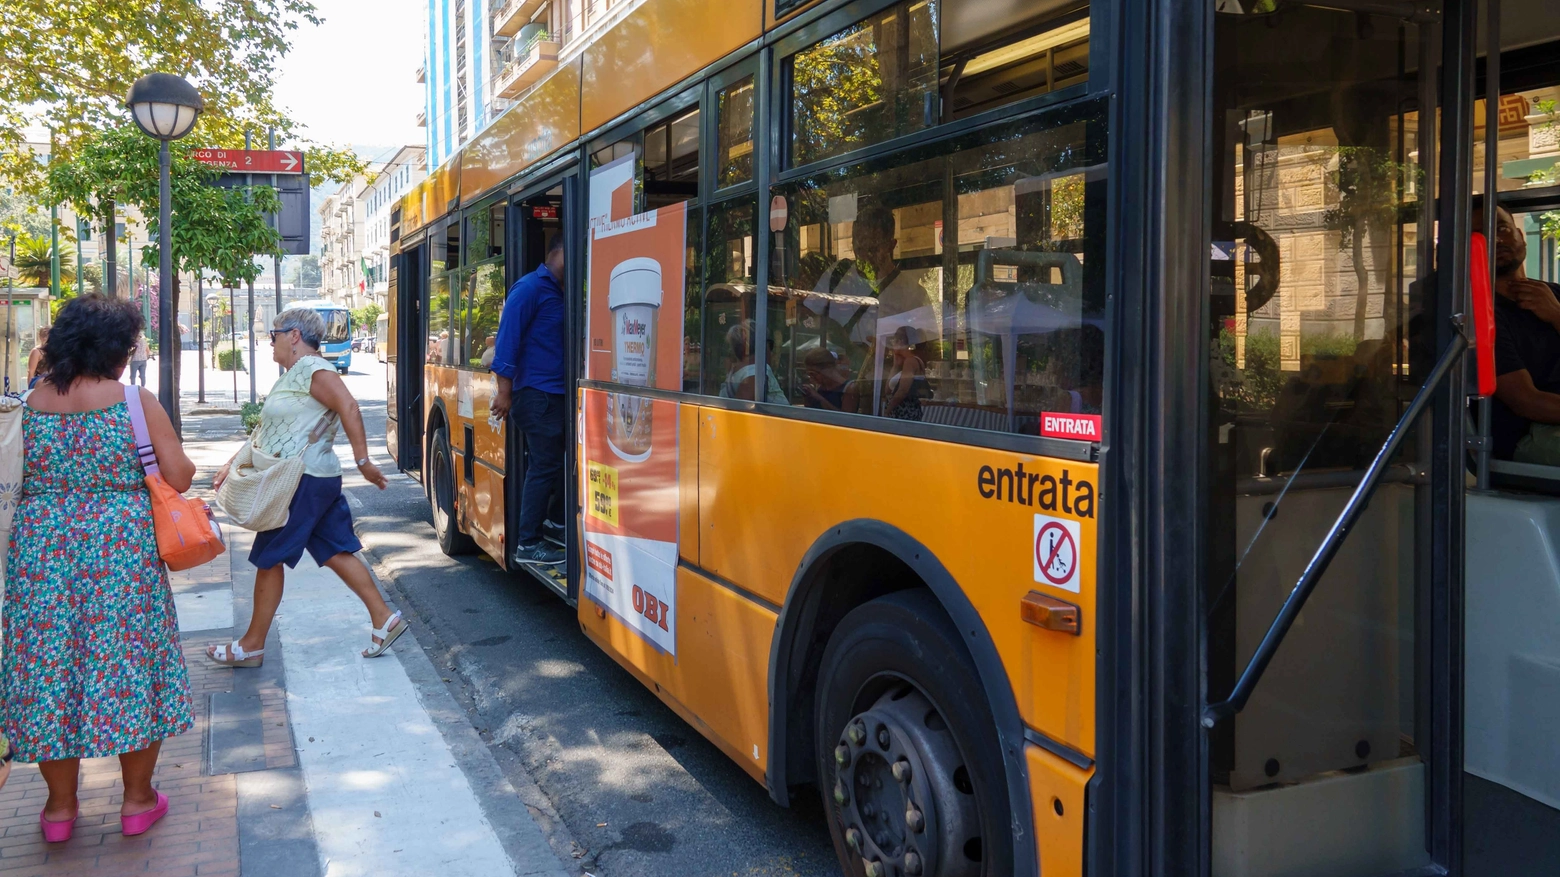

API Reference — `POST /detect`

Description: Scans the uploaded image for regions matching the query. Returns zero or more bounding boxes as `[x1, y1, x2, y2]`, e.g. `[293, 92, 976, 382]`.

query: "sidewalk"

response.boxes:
[133, 349, 284, 413]
[0, 435, 573, 877]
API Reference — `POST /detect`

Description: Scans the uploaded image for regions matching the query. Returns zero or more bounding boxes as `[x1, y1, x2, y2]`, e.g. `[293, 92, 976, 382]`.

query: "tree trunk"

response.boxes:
[103, 201, 116, 298]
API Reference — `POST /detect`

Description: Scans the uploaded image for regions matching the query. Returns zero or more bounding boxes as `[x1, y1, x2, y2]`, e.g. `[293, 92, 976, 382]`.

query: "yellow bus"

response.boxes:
[385, 0, 1560, 874]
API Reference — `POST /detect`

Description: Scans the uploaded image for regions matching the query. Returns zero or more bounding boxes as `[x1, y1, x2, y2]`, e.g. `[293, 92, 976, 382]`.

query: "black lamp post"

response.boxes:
[125, 73, 203, 422]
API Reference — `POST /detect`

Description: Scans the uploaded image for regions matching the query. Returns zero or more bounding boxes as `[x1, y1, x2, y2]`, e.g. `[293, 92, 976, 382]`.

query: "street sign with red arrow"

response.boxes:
[192, 148, 304, 174]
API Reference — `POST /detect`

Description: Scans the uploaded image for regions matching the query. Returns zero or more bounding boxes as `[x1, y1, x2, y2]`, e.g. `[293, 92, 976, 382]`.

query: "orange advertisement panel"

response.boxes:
[582, 389, 679, 655]
[581, 156, 687, 656]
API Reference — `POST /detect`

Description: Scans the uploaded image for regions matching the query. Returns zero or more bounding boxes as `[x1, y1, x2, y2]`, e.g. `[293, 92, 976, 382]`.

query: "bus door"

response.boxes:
[503, 176, 572, 597]
[1456, 3, 1560, 871]
[1136, 0, 1482, 873]
[390, 238, 428, 476]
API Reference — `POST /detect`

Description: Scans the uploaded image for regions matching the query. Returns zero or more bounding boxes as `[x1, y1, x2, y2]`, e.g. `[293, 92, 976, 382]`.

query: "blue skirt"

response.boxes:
[249, 474, 363, 569]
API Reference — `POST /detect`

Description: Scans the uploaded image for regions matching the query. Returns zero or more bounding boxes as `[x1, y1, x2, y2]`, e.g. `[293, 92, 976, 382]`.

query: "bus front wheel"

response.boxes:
[430, 426, 476, 556]
[815, 590, 1014, 877]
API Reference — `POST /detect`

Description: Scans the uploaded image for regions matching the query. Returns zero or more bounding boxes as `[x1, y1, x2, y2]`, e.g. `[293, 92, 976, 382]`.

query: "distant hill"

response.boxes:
[302, 144, 402, 256]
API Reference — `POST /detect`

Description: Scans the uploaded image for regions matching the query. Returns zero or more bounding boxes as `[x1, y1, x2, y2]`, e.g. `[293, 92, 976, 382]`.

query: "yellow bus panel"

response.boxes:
[580, 0, 763, 134]
[580, 563, 776, 785]
[694, 407, 1099, 756]
[1026, 744, 1090, 876]
[430, 161, 461, 219]
[460, 58, 583, 204]
[401, 177, 430, 235]
[678, 402, 700, 563]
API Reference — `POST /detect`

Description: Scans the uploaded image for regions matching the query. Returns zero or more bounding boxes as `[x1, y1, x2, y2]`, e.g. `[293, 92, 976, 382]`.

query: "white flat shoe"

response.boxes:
[362, 611, 407, 658]
[207, 641, 264, 668]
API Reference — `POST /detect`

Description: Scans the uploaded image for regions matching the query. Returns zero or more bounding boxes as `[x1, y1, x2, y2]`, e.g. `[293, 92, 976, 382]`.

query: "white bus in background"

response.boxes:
[375, 313, 388, 363]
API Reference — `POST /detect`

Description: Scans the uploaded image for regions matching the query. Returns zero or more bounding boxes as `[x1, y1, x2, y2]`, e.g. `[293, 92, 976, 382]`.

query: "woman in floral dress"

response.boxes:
[1, 295, 197, 842]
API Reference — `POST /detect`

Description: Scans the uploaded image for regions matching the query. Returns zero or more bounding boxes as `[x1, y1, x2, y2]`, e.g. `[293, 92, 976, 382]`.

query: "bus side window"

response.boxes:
[771, 105, 1107, 436]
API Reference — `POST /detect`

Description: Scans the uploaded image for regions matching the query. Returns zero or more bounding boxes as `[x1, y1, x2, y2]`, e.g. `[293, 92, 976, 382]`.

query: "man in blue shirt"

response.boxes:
[492, 232, 568, 566]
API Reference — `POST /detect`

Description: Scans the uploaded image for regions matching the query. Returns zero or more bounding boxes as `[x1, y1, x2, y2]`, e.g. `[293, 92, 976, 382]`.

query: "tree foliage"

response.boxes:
[0, 0, 367, 194]
[286, 253, 322, 288]
[9, 233, 73, 288]
[350, 302, 382, 331]
[0, 188, 51, 239]
[48, 125, 282, 287]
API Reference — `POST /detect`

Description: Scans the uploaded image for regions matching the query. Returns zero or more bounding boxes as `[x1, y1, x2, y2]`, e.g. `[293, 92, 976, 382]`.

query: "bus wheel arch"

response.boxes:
[423, 403, 450, 502]
[768, 520, 1037, 877]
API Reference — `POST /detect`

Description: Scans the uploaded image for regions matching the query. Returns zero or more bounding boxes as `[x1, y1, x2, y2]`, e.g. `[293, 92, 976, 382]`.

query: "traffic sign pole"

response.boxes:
[270, 129, 284, 378]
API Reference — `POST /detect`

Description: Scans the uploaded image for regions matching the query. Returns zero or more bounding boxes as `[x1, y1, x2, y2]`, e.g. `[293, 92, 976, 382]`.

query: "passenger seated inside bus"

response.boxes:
[1480, 200, 1560, 464]
[881, 327, 930, 421]
[799, 348, 854, 412]
[479, 333, 497, 370]
[718, 321, 787, 403]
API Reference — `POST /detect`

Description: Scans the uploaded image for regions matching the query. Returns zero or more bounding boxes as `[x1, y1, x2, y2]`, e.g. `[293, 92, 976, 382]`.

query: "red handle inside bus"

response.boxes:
[1470, 232, 1496, 398]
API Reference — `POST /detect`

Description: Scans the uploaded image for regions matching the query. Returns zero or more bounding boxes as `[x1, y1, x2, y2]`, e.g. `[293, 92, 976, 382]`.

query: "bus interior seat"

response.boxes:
[1487, 458, 1560, 496]
[1465, 490, 1560, 813]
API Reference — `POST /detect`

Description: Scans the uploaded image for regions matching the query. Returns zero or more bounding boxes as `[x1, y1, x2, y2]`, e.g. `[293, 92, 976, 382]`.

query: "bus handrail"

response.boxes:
[1202, 327, 1468, 728]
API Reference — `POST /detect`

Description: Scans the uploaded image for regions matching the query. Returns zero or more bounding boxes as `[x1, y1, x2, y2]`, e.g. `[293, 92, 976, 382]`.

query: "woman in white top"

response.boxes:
[206, 307, 403, 667]
[718, 320, 787, 404]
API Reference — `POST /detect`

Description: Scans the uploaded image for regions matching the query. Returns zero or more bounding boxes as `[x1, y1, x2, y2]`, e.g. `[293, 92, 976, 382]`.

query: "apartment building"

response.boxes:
[362, 146, 428, 306]
[422, 0, 643, 168]
[319, 177, 368, 309]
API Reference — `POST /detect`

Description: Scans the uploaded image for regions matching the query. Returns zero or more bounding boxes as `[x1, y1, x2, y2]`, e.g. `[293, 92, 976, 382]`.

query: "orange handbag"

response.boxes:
[124, 386, 226, 571]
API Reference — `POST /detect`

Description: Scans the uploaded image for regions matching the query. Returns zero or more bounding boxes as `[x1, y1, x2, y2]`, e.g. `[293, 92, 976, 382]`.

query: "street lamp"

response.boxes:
[126, 72, 203, 422]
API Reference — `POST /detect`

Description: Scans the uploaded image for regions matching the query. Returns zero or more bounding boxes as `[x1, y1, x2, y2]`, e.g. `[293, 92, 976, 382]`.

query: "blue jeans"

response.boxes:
[511, 387, 565, 545]
[130, 361, 147, 386]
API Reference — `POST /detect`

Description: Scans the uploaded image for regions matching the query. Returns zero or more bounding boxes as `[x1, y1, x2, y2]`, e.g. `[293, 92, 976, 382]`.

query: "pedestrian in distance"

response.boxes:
[129, 334, 150, 386]
[207, 306, 403, 668]
[491, 232, 568, 565]
[25, 327, 48, 389]
[1, 295, 198, 843]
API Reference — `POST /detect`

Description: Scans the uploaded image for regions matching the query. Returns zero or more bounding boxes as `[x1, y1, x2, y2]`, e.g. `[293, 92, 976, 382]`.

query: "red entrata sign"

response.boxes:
[1041, 412, 1102, 442]
[192, 149, 305, 174]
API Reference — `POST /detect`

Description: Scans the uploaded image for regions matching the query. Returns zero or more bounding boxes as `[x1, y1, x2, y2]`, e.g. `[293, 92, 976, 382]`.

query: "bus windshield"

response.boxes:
[320, 309, 351, 344]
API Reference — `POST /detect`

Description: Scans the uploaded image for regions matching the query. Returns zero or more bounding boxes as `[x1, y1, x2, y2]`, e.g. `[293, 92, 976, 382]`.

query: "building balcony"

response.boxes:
[416, 63, 426, 84]
[494, 35, 559, 99]
[491, 0, 545, 38]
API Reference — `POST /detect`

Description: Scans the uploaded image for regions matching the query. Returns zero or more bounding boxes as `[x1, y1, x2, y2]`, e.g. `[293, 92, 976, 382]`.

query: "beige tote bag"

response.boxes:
[0, 394, 26, 598]
[215, 411, 337, 532]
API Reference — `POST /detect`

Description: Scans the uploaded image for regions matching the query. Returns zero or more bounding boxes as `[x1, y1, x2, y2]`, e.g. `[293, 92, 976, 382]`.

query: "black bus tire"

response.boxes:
[429, 426, 476, 556]
[815, 589, 1015, 877]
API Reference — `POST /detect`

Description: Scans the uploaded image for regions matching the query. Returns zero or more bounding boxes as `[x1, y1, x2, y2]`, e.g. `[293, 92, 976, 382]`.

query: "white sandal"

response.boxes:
[207, 641, 264, 668]
[362, 611, 408, 658]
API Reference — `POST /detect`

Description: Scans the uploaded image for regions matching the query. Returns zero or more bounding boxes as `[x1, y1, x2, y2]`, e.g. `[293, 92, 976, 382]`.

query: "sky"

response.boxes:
[273, 0, 427, 168]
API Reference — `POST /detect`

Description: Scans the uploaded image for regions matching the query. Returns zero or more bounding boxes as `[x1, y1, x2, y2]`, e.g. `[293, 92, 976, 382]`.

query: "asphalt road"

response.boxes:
[329, 359, 839, 877]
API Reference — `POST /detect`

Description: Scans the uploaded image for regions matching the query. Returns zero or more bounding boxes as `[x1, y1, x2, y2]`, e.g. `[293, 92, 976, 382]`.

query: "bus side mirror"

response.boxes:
[1471, 232, 1496, 398]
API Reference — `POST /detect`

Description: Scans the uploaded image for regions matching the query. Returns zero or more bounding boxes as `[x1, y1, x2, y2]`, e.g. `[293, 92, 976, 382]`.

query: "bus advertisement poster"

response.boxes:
[581, 388, 679, 655]
[581, 158, 686, 655]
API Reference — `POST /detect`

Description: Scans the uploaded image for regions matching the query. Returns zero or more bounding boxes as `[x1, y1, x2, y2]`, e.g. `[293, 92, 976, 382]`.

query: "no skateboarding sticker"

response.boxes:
[1033, 514, 1081, 593]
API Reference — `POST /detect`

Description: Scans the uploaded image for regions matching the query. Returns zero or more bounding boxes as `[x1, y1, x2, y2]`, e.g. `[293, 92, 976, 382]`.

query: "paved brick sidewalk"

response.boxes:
[0, 639, 240, 877]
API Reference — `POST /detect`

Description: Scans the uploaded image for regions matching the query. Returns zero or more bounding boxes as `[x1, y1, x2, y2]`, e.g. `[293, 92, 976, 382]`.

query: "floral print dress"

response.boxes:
[1, 402, 195, 762]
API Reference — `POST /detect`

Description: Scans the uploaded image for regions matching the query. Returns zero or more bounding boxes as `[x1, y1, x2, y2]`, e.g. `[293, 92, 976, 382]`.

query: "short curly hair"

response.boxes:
[44, 294, 144, 393]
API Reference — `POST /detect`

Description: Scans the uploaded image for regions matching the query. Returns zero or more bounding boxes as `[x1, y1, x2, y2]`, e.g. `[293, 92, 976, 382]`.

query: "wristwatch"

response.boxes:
[355, 456, 372, 468]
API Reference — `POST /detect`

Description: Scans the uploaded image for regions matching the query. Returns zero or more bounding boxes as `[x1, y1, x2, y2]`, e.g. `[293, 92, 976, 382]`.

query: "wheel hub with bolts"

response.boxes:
[834, 684, 982, 877]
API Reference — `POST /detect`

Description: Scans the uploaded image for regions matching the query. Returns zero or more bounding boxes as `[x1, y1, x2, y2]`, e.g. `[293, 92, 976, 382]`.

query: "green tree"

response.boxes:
[0, 0, 367, 197]
[350, 302, 382, 331]
[0, 189, 51, 239]
[10, 233, 74, 288]
[50, 124, 284, 430]
[286, 254, 322, 288]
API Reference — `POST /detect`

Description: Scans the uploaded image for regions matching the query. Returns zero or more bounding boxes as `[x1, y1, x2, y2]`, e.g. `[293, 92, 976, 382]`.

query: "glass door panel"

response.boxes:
[1205, 3, 1445, 874]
